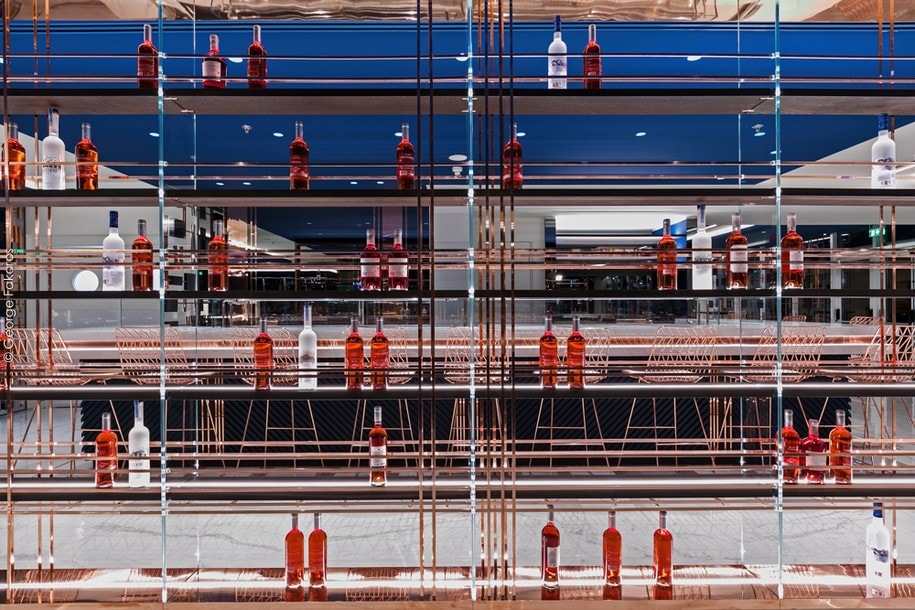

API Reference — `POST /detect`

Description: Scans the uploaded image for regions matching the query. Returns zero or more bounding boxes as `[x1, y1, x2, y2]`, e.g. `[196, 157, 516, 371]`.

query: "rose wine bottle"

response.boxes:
[95, 411, 118, 488]
[602, 510, 622, 590]
[582, 23, 601, 90]
[566, 315, 585, 389]
[202, 34, 227, 89]
[725, 212, 748, 289]
[247, 25, 267, 89]
[345, 318, 364, 391]
[298, 303, 318, 390]
[3, 123, 26, 191]
[547, 15, 567, 89]
[289, 120, 310, 190]
[541, 505, 560, 594]
[396, 122, 416, 190]
[657, 217, 677, 290]
[801, 418, 827, 484]
[829, 409, 852, 484]
[653, 511, 673, 589]
[872, 113, 896, 188]
[102, 210, 126, 291]
[253, 319, 273, 391]
[781, 212, 804, 289]
[308, 513, 328, 588]
[369, 406, 387, 486]
[370, 317, 389, 391]
[501, 122, 523, 190]
[539, 316, 558, 389]
[137, 24, 158, 89]
[41, 108, 65, 190]
[388, 228, 409, 291]
[207, 219, 228, 292]
[131, 219, 154, 291]
[75, 122, 99, 190]
[360, 228, 382, 291]
[285, 513, 305, 602]
[781, 409, 801, 484]
[128, 401, 150, 488]
[866, 502, 892, 598]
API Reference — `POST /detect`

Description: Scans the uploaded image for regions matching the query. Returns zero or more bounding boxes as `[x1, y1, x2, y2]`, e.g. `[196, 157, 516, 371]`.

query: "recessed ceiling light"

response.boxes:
[228, 57, 244, 64]
[149, 132, 160, 137]
[448, 154, 468, 162]
[516, 131, 526, 137]
[215, 182, 224, 186]
[394, 131, 403, 137]
[456, 54, 469, 62]
[755, 131, 766, 137]
[770, 150, 777, 155]
[272, 132, 284, 138]
[687, 55, 702, 62]
[376, 181, 385, 185]
[242, 181, 251, 186]
[350, 181, 359, 185]
[635, 131, 647, 137]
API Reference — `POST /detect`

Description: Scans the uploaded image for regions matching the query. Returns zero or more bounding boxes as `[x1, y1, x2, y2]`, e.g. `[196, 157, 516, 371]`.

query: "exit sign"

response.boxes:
[869, 226, 886, 238]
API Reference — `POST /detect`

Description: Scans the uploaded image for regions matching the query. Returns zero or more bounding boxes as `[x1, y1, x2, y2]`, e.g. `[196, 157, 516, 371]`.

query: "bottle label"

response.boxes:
[806, 452, 827, 470]
[138, 55, 156, 77]
[247, 58, 266, 79]
[729, 246, 748, 273]
[875, 156, 896, 187]
[43, 155, 62, 176]
[388, 257, 408, 279]
[202, 59, 222, 80]
[584, 56, 601, 77]
[103, 253, 126, 288]
[789, 250, 804, 271]
[370, 444, 386, 468]
[299, 352, 316, 368]
[871, 546, 890, 564]
[546, 546, 559, 568]
[129, 449, 148, 473]
[548, 57, 567, 78]
[361, 258, 381, 278]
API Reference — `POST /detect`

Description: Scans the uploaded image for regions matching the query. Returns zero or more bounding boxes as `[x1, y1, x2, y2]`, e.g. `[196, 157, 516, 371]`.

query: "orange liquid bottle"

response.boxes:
[207, 219, 228, 292]
[95, 412, 118, 488]
[285, 513, 305, 602]
[345, 318, 364, 391]
[829, 409, 852, 484]
[131, 219, 154, 291]
[657, 217, 677, 290]
[253, 319, 273, 391]
[539, 316, 558, 389]
[541, 505, 560, 596]
[653, 511, 673, 589]
[566, 315, 586, 389]
[308, 513, 328, 588]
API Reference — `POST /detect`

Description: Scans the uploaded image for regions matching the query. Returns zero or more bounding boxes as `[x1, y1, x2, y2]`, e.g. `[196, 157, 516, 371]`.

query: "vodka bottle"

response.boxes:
[582, 23, 601, 90]
[657, 218, 677, 290]
[541, 505, 560, 592]
[865, 502, 892, 598]
[547, 15, 567, 89]
[128, 400, 150, 488]
[289, 120, 310, 190]
[298, 303, 318, 390]
[3, 122, 26, 190]
[387, 228, 409, 290]
[102, 210, 126, 291]
[285, 513, 306, 602]
[247, 24, 267, 89]
[781, 212, 804, 289]
[137, 23, 158, 89]
[396, 123, 416, 190]
[871, 113, 896, 188]
[308, 513, 328, 588]
[75, 121, 99, 190]
[725, 212, 748, 289]
[202, 34, 227, 89]
[653, 511, 673, 589]
[253, 319, 274, 391]
[95, 412, 118, 488]
[41, 108, 66, 190]
[369, 406, 387, 486]
[692, 205, 713, 290]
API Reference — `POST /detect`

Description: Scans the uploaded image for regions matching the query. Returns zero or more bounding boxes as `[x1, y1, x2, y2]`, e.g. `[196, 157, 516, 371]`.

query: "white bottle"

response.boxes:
[102, 210, 126, 291]
[692, 205, 713, 290]
[41, 108, 66, 190]
[297, 303, 318, 390]
[865, 502, 892, 598]
[128, 400, 151, 488]
[547, 15, 567, 90]
[871, 113, 896, 188]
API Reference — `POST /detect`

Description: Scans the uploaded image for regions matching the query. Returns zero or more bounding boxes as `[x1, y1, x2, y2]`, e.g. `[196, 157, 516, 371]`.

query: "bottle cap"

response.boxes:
[48, 108, 60, 135]
[260, 319, 268, 333]
[314, 512, 322, 530]
[374, 405, 382, 422]
[137, 219, 147, 236]
[553, 15, 561, 32]
[878, 113, 889, 132]
[109, 210, 119, 229]
[101, 411, 112, 430]
[697, 205, 706, 229]
[873, 502, 883, 518]
[8, 123, 18, 140]
[303, 303, 312, 326]
[134, 400, 144, 421]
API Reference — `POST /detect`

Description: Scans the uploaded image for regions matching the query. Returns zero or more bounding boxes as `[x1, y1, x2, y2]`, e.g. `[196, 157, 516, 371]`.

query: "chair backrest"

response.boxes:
[851, 324, 915, 382]
[442, 326, 510, 384]
[8, 327, 79, 385]
[640, 325, 716, 383]
[115, 326, 194, 385]
[386, 326, 415, 385]
[582, 326, 612, 384]
[748, 325, 826, 382]
[850, 315, 884, 326]
[230, 326, 296, 386]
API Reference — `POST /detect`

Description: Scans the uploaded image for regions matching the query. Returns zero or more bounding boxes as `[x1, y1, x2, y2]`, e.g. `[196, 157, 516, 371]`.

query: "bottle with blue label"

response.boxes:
[865, 502, 892, 598]
[871, 113, 896, 188]
[547, 15, 567, 89]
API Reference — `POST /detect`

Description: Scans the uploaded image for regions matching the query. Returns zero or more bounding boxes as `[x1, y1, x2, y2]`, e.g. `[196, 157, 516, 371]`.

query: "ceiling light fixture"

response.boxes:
[687, 55, 702, 62]
[449, 154, 468, 162]
[228, 57, 244, 64]
[635, 131, 647, 137]
[273, 132, 284, 138]
[149, 132, 160, 137]
[395, 131, 403, 137]
[242, 181, 251, 186]
[753, 123, 766, 137]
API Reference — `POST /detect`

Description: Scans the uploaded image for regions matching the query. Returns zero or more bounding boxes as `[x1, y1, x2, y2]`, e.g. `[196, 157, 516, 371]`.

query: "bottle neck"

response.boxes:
[350, 319, 359, 335]
[784, 409, 793, 429]
[143, 24, 153, 43]
[209, 35, 220, 53]
[8, 123, 18, 141]
[836, 409, 846, 428]
[294, 120, 304, 140]
[393, 229, 403, 248]
[303, 303, 312, 329]
[291, 513, 299, 530]
[314, 513, 322, 531]
[659, 511, 668, 530]
[697, 206, 706, 231]
[588, 24, 597, 43]
[375, 317, 384, 334]
[213, 220, 224, 239]
[252, 25, 261, 44]
[109, 211, 119, 232]
[48, 109, 59, 137]
[608, 511, 616, 529]
[137, 220, 148, 238]
[373, 406, 382, 426]
[101, 412, 111, 431]
[787, 213, 797, 233]
[365, 229, 376, 248]
[662, 218, 671, 237]
[807, 419, 819, 438]
[81, 122, 92, 141]
[572, 316, 580, 333]
[401, 123, 409, 141]
[547, 505, 555, 523]
[544, 317, 552, 333]
[134, 401, 144, 423]
[259, 319, 268, 335]
[511, 122, 519, 140]
[731, 213, 741, 233]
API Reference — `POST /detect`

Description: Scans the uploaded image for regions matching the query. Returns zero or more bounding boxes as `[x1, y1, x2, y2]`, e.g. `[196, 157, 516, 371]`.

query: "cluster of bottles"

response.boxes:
[94, 402, 388, 489]
[655, 209, 804, 291]
[93, 401, 150, 489]
[284, 513, 329, 602]
[100, 211, 155, 291]
[543, 16, 602, 90]
[538, 315, 586, 389]
[540, 508, 671, 600]
[780, 409, 852, 485]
